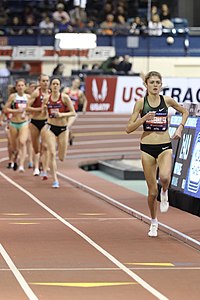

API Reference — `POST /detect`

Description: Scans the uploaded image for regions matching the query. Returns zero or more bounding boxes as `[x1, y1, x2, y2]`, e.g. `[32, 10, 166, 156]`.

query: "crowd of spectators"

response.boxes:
[0, 0, 178, 36]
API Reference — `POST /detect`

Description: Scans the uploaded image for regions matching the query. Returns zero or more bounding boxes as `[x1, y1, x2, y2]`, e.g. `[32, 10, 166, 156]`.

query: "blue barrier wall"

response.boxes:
[5, 34, 200, 57]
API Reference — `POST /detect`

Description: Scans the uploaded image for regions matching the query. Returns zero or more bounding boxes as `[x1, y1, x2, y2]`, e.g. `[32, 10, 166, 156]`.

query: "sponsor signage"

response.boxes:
[170, 116, 198, 193]
[85, 76, 200, 113]
[184, 118, 200, 198]
[85, 76, 117, 112]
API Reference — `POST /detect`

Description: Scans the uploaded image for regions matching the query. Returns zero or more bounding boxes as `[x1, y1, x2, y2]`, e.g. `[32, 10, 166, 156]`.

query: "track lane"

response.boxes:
[0, 113, 200, 300]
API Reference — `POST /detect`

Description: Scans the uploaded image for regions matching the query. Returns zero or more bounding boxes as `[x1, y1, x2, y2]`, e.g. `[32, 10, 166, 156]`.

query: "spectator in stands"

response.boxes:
[115, 14, 130, 35]
[82, 64, 89, 70]
[52, 3, 70, 25]
[8, 16, 24, 35]
[92, 63, 100, 70]
[98, 2, 114, 24]
[151, 5, 159, 18]
[116, 55, 132, 74]
[159, 3, 174, 29]
[129, 16, 147, 35]
[159, 3, 171, 22]
[39, 14, 55, 35]
[148, 14, 163, 36]
[83, 18, 97, 33]
[57, 15, 73, 33]
[99, 56, 120, 74]
[24, 15, 37, 35]
[99, 14, 117, 35]
[0, 5, 8, 26]
[115, 3, 128, 21]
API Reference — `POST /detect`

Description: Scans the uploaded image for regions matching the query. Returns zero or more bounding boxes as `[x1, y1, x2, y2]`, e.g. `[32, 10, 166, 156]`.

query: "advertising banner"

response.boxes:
[184, 118, 200, 198]
[85, 76, 117, 112]
[85, 76, 200, 113]
[170, 116, 198, 193]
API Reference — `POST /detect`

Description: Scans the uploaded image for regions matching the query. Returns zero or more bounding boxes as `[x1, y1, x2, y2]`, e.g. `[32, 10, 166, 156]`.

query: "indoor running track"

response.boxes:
[0, 113, 200, 300]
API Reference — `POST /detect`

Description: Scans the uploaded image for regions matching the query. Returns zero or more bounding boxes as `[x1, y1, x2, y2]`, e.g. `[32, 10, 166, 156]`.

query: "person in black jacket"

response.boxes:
[116, 55, 132, 74]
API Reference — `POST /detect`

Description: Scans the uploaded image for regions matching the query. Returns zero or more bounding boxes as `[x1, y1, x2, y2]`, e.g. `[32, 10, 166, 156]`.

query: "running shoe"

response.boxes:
[33, 168, 40, 176]
[52, 181, 59, 188]
[148, 223, 158, 237]
[160, 188, 169, 213]
[40, 171, 48, 180]
[18, 166, 25, 173]
[28, 162, 33, 169]
[7, 162, 13, 169]
[13, 162, 18, 171]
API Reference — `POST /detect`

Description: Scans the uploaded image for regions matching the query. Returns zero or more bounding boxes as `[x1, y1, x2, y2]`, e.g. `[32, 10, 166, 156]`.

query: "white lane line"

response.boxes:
[57, 172, 200, 251]
[0, 244, 38, 300]
[0, 171, 168, 300]
[0, 217, 137, 221]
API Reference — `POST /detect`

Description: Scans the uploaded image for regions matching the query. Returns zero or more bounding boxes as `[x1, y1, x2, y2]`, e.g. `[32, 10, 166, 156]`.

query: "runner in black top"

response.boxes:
[126, 71, 189, 237]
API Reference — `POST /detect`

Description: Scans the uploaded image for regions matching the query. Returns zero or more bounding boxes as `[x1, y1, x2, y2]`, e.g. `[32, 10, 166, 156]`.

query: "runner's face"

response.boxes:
[146, 76, 162, 95]
[51, 79, 60, 92]
[72, 79, 80, 88]
[16, 81, 26, 94]
[40, 76, 49, 89]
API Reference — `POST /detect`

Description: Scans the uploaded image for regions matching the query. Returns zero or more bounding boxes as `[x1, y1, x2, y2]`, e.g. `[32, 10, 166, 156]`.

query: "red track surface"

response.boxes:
[0, 113, 200, 300]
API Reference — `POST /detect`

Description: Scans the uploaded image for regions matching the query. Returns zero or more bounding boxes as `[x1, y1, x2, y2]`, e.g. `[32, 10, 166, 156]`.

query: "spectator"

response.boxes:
[92, 63, 100, 70]
[148, 14, 163, 36]
[116, 55, 132, 74]
[52, 3, 70, 25]
[99, 56, 120, 74]
[83, 18, 97, 33]
[57, 15, 73, 33]
[82, 64, 89, 70]
[98, 2, 114, 24]
[115, 14, 130, 35]
[0, 5, 8, 26]
[151, 5, 159, 18]
[115, 3, 127, 21]
[23, 15, 37, 35]
[130, 16, 147, 35]
[99, 14, 117, 35]
[159, 3, 174, 29]
[39, 14, 55, 35]
[159, 3, 171, 22]
[8, 16, 24, 35]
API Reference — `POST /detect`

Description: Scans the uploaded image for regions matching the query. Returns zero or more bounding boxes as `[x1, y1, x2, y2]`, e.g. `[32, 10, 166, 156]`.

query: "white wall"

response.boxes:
[42, 56, 200, 78]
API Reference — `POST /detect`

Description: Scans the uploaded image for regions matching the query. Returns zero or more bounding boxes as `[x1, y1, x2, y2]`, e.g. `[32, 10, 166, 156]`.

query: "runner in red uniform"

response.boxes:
[63, 77, 87, 145]
[42, 77, 76, 188]
[27, 74, 50, 176]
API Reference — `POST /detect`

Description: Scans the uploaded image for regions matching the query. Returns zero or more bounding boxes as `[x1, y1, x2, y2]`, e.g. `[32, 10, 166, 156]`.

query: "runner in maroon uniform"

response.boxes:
[126, 71, 189, 237]
[42, 77, 76, 188]
[63, 77, 87, 145]
[27, 74, 50, 176]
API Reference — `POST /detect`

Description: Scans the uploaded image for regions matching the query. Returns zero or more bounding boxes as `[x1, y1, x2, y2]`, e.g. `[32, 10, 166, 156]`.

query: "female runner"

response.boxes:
[4, 78, 30, 172]
[126, 71, 189, 237]
[63, 77, 87, 145]
[42, 77, 76, 188]
[27, 74, 50, 176]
